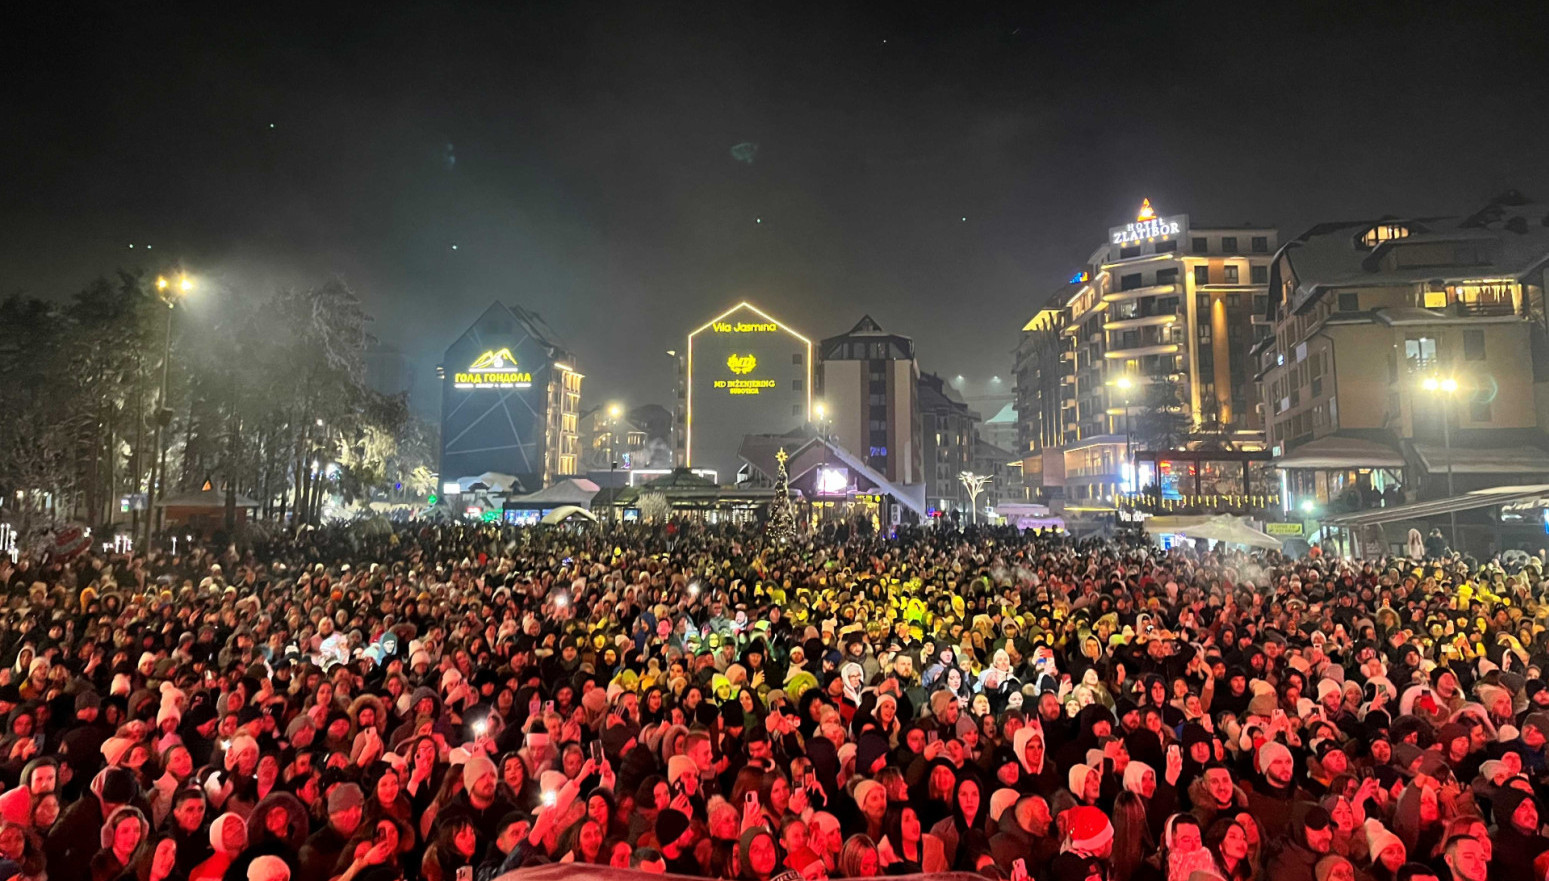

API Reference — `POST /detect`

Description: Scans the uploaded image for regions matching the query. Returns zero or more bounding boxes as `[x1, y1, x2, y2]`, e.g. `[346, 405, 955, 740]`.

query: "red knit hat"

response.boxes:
[1066, 805, 1113, 853]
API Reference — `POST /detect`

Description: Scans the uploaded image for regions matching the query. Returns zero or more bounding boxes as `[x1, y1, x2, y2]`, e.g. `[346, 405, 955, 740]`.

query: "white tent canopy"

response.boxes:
[1168, 515, 1283, 550]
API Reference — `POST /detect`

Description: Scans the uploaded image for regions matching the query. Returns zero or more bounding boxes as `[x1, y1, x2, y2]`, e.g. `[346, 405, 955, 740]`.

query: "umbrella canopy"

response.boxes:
[1170, 515, 1282, 550]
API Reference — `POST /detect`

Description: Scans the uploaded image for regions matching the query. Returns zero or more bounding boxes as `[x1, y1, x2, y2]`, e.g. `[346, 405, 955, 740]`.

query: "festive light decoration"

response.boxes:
[768, 448, 797, 543]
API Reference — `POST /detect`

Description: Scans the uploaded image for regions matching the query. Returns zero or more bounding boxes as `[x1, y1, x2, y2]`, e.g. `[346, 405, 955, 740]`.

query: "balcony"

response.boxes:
[1103, 283, 1179, 303]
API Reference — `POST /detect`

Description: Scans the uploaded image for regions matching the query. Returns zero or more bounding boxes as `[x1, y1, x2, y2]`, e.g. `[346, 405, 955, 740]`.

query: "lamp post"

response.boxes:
[145, 272, 193, 546]
[1421, 375, 1460, 551]
[1115, 375, 1135, 495]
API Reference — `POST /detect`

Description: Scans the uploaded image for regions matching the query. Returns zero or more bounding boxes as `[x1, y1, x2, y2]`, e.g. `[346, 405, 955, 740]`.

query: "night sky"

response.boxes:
[6, 2, 1548, 417]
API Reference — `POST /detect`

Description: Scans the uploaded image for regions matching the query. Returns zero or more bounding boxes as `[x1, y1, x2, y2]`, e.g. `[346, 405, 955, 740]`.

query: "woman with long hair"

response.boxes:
[420, 815, 479, 881]
[929, 773, 989, 871]
[838, 834, 880, 878]
[1205, 817, 1256, 881]
[555, 817, 605, 864]
[1109, 791, 1155, 881]
[879, 804, 946, 874]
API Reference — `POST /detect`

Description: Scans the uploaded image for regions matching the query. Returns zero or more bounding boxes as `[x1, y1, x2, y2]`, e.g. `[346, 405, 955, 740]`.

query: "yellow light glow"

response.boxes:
[1115, 376, 1133, 390]
[1422, 377, 1439, 391]
[1441, 378, 1458, 393]
[608, 404, 621, 417]
[156, 276, 168, 291]
[1136, 199, 1156, 222]
[814, 402, 826, 419]
[179, 274, 192, 293]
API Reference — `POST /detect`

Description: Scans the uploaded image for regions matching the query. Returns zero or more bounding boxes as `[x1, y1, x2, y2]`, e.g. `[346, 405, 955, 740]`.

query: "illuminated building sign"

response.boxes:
[454, 347, 533, 389]
[713, 321, 779, 333]
[1110, 199, 1187, 246]
[686, 301, 813, 480]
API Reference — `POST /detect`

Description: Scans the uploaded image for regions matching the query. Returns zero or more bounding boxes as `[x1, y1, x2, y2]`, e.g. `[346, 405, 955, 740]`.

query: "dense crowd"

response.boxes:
[0, 520, 1545, 881]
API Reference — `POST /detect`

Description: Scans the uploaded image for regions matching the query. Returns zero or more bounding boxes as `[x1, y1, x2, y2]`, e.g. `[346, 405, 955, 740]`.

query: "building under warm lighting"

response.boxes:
[439, 301, 582, 493]
[1014, 200, 1277, 506]
[675, 302, 812, 484]
[1258, 190, 1549, 550]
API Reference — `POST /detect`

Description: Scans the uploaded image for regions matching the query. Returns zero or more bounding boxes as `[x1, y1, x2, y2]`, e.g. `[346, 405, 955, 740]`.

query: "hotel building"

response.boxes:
[1258, 191, 1549, 537]
[439, 301, 582, 492]
[1015, 201, 1278, 505]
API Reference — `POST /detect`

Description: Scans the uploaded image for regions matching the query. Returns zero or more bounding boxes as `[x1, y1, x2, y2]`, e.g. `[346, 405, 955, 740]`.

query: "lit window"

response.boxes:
[1360, 224, 1411, 248]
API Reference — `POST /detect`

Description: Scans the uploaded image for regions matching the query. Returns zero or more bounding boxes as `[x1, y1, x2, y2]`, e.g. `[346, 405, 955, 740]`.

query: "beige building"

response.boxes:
[1015, 200, 1277, 505]
[1259, 191, 1549, 521]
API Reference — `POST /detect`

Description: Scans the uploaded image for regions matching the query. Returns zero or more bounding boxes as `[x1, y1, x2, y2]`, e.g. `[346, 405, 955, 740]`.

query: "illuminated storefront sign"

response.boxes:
[1110, 199, 1187, 246]
[454, 347, 533, 389]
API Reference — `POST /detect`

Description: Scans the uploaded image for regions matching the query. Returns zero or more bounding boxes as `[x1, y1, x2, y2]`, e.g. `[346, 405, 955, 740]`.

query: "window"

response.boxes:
[1463, 330, 1486, 361]
[1337, 292, 1360, 312]
[1227, 294, 1241, 307]
[1155, 239, 1177, 254]
[1121, 273, 1143, 291]
[1470, 399, 1491, 422]
[1199, 325, 1212, 343]
[1192, 237, 1209, 253]
[1251, 265, 1268, 284]
[793, 404, 802, 416]
[1404, 337, 1438, 367]
[1423, 290, 1449, 309]
[1120, 245, 1141, 258]
[1194, 266, 1211, 285]
[1251, 236, 1269, 253]
[1360, 224, 1411, 248]
[1224, 265, 1240, 284]
[1222, 237, 1239, 253]
[1254, 294, 1268, 313]
[1156, 268, 1179, 285]
[792, 379, 803, 391]
[792, 353, 803, 364]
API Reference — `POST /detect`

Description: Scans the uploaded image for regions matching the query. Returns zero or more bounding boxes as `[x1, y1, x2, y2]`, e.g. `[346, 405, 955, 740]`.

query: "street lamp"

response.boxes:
[1115, 375, 1135, 493]
[145, 272, 193, 546]
[1421, 375, 1460, 551]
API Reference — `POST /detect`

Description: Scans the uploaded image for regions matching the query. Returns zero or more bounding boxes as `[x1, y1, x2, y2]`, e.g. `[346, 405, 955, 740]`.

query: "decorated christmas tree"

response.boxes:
[768, 447, 797, 543]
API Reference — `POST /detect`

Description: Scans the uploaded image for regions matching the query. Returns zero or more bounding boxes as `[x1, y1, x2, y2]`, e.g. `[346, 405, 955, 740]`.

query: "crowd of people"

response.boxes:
[0, 519, 1544, 881]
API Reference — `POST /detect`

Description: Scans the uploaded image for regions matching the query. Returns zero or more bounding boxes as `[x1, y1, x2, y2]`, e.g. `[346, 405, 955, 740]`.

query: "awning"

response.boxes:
[1413, 444, 1549, 475]
[1275, 436, 1405, 470]
[1321, 484, 1549, 527]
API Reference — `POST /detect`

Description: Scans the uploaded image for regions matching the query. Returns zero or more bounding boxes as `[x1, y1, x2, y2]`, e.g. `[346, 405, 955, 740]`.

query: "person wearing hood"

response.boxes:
[45, 765, 145, 881]
[734, 826, 778, 881]
[222, 791, 307, 881]
[1012, 724, 1062, 797]
[1264, 804, 1335, 881]
[1125, 759, 1181, 841]
[91, 804, 149, 881]
[1488, 785, 1548, 881]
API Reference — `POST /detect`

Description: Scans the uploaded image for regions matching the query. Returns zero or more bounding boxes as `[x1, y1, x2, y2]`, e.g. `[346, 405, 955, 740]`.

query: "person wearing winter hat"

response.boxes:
[1049, 805, 1113, 881]
[438, 752, 516, 853]
[1266, 804, 1335, 881]
[298, 782, 362, 881]
[248, 854, 291, 881]
[1362, 819, 1406, 880]
[190, 812, 247, 881]
[1248, 740, 1308, 835]
[43, 765, 139, 881]
[656, 808, 696, 875]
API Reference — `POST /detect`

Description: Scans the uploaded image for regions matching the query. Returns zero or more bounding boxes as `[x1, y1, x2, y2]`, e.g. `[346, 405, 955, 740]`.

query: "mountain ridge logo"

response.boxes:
[455, 347, 533, 389]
